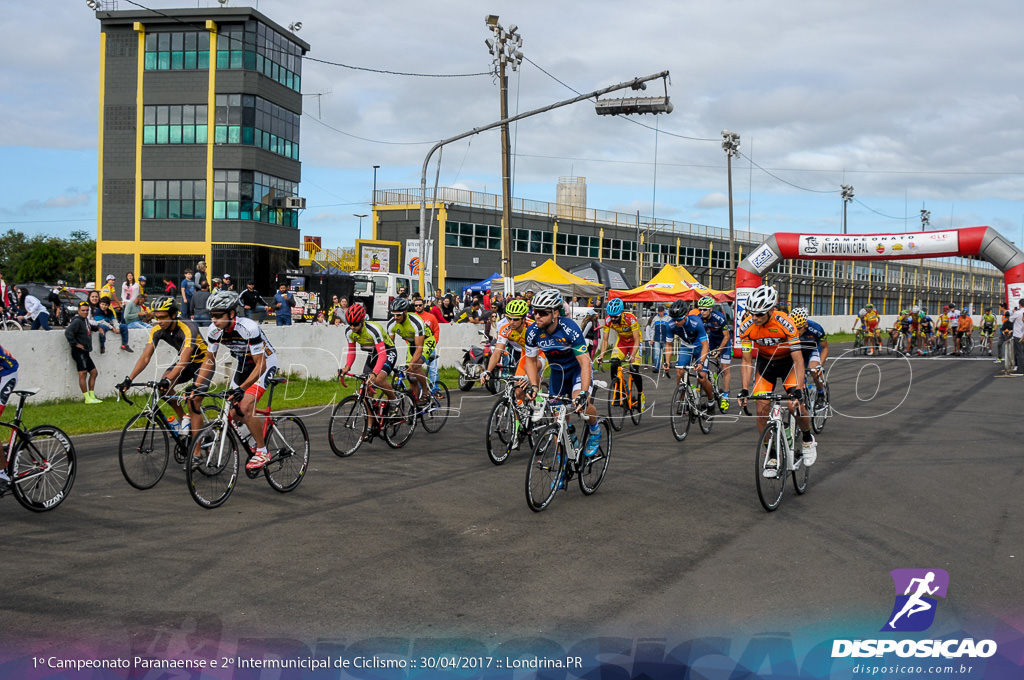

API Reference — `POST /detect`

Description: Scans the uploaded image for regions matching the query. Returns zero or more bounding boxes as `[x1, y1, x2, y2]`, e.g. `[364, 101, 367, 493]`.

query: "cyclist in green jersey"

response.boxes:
[981, 308, 997, 355]
[342, 303, 398, 404]
[385, 298, 436, 405]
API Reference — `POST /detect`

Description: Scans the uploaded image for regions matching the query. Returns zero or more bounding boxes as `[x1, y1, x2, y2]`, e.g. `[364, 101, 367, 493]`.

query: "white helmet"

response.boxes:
[206, 290, 239, 313]
[531, 288, 563, 310]
[745, 285, 778, 314]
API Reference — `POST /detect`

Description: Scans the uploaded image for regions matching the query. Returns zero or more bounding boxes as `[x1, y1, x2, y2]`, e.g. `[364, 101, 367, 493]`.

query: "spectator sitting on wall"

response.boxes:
[137, 275, 148, 296]
[191, 280, 211, 323]
[93, 293, 132, 353]
[124, 293, 153, 329]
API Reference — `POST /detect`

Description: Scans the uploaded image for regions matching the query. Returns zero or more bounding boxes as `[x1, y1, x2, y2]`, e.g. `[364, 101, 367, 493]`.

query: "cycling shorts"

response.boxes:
[0, 371, 16, 407]
[752, 355, 799, 396]
[363, 346, 398, 377]
[801, 348, 822, 366]
[610, 342, 637, 361]
[71, 347, 96, 373]
[548, 361, 591, 400]
[163, 361, 201, 387]
[406, 337, 436, 365]
[230, 353, 281, 400]
[711, 341, 732, 366]
[675, 345, 702, 369]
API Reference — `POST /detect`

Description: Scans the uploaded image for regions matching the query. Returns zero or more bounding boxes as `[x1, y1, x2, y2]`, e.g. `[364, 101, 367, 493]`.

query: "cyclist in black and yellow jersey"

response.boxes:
[117, 297, 209, 434]
[981, 308, 997, 355]
[385, 297, 436, 405]
[341, 303, 397, 405]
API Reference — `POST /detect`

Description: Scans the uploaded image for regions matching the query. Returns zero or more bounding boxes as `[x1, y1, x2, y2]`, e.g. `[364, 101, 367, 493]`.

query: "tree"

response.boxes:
[0, 229, 97, 286]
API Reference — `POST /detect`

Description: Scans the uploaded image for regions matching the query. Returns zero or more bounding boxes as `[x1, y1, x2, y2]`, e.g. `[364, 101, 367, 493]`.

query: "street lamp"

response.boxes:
[353, 213, 368, 241]
[485, 16, 524, 293]
[372, 165, 380, 208]
[722, 130, 740, 281]
[841, 184, 854, 234]
[920, 208, 931, 231]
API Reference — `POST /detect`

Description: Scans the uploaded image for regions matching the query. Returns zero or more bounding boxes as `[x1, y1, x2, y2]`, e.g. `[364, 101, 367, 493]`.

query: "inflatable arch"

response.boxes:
[734, 225, 1024, 330]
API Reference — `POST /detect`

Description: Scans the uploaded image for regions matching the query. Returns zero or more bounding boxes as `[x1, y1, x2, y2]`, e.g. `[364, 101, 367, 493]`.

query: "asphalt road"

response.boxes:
[3, 346, 1022, 663]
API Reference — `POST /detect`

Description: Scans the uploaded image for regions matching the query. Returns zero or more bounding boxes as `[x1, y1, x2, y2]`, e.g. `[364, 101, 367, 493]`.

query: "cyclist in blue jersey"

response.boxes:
[695, 295, 732, 411]
[668, 300, 716, 410]
[523, 289, 602, 457]
[790, 307, 828, 392]
[0, 343, 18, 490]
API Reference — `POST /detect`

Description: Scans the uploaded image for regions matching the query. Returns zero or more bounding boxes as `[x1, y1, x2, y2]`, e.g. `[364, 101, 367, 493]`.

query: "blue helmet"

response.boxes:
[605, 298, 624, 317]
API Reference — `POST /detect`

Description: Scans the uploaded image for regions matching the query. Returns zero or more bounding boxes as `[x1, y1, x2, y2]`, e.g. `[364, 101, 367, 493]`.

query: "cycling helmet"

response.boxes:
[790, 307, 808, 326]
[153, 296, 179, 316]
[668, 300, 689, 319]
[390, 297, 411, 313]
[745, 285, 778, 314]
[531, 288, 563, 310]
[697, 295, 715, 309]
[918, 310, 927, 319]
[505, 299, 529, 318]
[962, 308, 969, 314]
[864, 303, 874, 310]
[605, 298, 624, 317]
[345, 303, 367, 325]
[911, 305, 920, 314]
[206, 290, 239, 313]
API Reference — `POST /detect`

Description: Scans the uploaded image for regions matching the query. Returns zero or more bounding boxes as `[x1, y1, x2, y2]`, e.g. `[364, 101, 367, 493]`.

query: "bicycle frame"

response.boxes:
[119, 382, 192, 445]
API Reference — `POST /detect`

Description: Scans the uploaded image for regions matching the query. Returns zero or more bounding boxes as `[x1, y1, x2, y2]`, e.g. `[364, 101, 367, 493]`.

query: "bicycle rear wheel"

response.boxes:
[419, 381, 450, 434]
[485, 400, 515, 465]
[697, 391, 713, 434]
[525, 425, 565, 512]
[383, 391, 417, 448]
[8, 425, 76, 512]
[755, 424, 786, 512]
[669, 383, 692, 442]
[186, 422, 239, 509]
[328, 395, 367, 457]
[578, 420, 612, 495]
[0, 319, 22, 331]
[811, 383, 830, 434]
[118, 412, 169, 490]
[607, 377, 628, 431]
[263, 415, 310, 493]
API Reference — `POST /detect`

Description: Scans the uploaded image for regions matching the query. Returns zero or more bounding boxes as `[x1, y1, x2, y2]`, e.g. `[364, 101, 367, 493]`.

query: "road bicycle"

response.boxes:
[706, 351, 730, 413]
[0, 388, 76, 512]
[1, 307, 24, 331]
[958, 331, 976, 356]
[328, 372, 416, 456]
[670, 364, 714, 441]
[485, 375, 549, 465]
[888, 329, 909, 355]
[979, 327, 995, 356]
[853, 328, 865, 353]
[117, 381, 217, 489]
[392, 365, 451, 434]
[525, 393, 613, 512]
[802, 366, 831, 434]
[748, 392, 810, 512]
[602, 358, 644, 431]
[186, 376, 310, 509]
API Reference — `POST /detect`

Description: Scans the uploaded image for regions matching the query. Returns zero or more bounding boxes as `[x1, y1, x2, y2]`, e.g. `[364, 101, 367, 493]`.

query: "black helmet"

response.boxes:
[668, 300, 688, 319]
[390, 297, 411, 313]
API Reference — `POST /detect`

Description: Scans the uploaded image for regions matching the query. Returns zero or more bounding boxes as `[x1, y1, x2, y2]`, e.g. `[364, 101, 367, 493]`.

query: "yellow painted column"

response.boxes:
[898, 265, 903, 311]
[95, 30, 107, 286]
[437, 205, 448, 293]
[599, 228, 604, 262]
[675, 237, 681, 266]
[788, 259, 794, 306]
[552, 221, 559, 264]
[830, 261, 836, 315]
[133, 22, 146, 275]
[203, 20, 218, 267]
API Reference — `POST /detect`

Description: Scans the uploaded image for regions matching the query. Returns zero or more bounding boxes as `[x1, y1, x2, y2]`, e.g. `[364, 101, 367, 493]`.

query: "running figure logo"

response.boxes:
[882, 568, 949, 632]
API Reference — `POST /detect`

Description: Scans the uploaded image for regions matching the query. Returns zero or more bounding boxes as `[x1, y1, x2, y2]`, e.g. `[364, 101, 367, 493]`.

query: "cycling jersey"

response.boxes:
[982, 313, 996, 330]
[697, 309, 730, 345]
[148, 320, 208, 365]
[669, 315, 709, 349]
[957, 315, 973, 332]
[737, 311, 800, 360]
[797, 320, 826, 362]
[936, 314, 950, 332]
[603, 312, 639, 348]
[524, 317, 588, 366]
[0, 343, 17, 376]
[495, 316, 533, 353]
[386, 312, 436, 362]
[897, 314, 913, 330]
[863, 310, 880, 329]
[919, 316, 934, 334]
[206, 317, 277, 370]
[345, 320, 397, 375]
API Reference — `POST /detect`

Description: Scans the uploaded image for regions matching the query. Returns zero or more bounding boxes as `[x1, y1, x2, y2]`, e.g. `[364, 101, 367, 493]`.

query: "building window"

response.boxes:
[555, 232, 599, 258]
[142, 180, 206, 219]
[144, 31, 210, 71]
[143, 104, 208, 145]
[214, 94, 299, 160]
[212, 170, 298, 227]
[445, 222, 501, 250]
[215, 21, 302, 93]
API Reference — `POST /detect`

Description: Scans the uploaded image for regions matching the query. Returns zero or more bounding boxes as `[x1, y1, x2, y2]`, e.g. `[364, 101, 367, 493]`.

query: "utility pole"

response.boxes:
[841, 184, 854, 234]
[722, 130, 740, 283]
[486, 16, 523, 294]
[920, 208, 930, 231]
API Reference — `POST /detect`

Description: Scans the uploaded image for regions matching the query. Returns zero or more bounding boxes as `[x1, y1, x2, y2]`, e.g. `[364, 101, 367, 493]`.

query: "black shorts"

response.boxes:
[362, 346, 398, 375]
[754, 354, 795, 393]
[164, 361, 202, 386]
[71, 347, 96, 373]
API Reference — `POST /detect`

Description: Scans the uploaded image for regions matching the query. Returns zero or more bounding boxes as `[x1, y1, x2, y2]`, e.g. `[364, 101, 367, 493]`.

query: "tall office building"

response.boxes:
[94, 6, 308, 293]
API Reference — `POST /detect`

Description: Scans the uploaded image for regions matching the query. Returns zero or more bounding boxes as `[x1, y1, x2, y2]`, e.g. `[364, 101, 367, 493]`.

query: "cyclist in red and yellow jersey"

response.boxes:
[596, 297, 645, 409]
[737, 285, 816, 474]
[861, 303, 881, 355]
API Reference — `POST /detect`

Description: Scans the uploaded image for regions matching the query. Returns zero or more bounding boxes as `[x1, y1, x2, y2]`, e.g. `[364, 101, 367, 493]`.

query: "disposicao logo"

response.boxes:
[831, 569, 998, 660]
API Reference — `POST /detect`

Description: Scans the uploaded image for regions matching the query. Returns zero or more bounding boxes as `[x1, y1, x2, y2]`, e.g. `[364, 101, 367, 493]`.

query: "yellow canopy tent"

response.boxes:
[609, 265, 733, 302]
[513, 259, 606, 297]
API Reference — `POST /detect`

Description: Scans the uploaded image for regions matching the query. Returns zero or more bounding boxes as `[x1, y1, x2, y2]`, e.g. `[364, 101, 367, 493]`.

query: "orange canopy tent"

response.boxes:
[608, 265, 733, 302]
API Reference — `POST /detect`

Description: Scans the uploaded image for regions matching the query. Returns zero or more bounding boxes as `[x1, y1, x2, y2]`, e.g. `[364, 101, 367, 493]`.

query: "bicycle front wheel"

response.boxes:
[383, 391, 417, 448]
[669, 383, 692, 442]
[328, 395, 367, 457]
[0, 319, 22, 331]
[419, 381, 450, 434]
[755, 424, 786, 512]
[607, 377, 628, 431]
[485, 400, 515, 465]
[525, 425, 565, 512]
[578, 420, 612, 495]
[263, 415, 310, 493]
[811, 383, 830, 434]
[9, 425, 76, 512]
[697, 391, 713, 435]
[186, 422, 239, 509]
[118, 412, 170, 490]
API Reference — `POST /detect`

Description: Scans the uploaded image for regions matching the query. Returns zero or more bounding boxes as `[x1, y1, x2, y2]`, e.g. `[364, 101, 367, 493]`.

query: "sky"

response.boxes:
[3, 0, 1024, 255]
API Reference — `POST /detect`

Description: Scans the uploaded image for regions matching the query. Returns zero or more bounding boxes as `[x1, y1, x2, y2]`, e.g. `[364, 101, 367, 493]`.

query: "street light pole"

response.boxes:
[353, 213, 367, 241]
[486, 16, 523, 294]
[920, 208, 930, 232]
[372, 165, 380, 208]
[722, 130, 740, 283]
[841, 184, 854, 234]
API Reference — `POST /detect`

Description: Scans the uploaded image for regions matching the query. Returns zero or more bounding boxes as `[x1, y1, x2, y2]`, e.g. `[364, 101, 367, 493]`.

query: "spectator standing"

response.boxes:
[1010, 298, 1024, 374]
[438, 294, 456, 323]
[17, 288, 50, 330]
[180, 268, 195, 318]
[65, 301, 102, 403]
[121, 272, 139, 306]
[274, 283, 295, 326]
[193, 260, 208, 291]
[222, 273, 234, 291]
[191, 280, 211, 323]
[137, 275, 148, 297]
[163, 276, 178, 299]
[0, 270, 13, 313]
[211, 277, 223, 291]
[651, 305, 671, 374]
[239, 281, 265, 320]
[124, 293, 153, 329]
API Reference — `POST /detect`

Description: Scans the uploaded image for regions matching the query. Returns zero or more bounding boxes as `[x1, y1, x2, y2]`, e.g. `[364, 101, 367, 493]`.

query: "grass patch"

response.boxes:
[10, 369, 463, 437]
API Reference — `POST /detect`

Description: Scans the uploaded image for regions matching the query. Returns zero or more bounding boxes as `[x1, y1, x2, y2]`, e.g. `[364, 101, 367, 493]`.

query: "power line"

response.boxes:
[302, 112, 436, 146]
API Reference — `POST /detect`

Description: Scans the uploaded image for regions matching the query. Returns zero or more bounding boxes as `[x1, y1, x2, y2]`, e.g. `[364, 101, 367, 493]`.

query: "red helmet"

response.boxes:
[345, 303, 367, 325]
